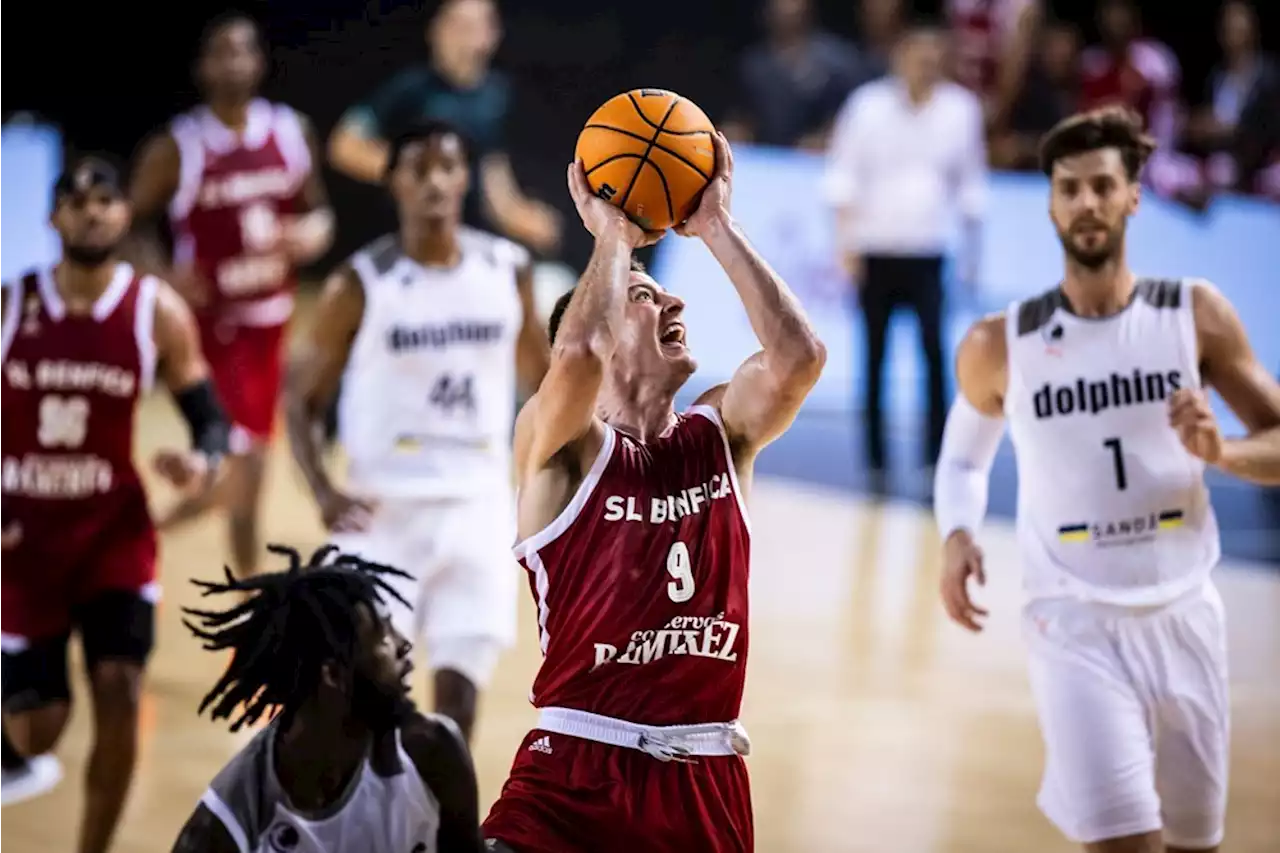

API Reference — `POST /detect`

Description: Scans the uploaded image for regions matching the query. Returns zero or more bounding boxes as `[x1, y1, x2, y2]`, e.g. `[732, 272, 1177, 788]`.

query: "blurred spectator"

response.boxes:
[858, 0, 906, 82]
[824, 21, 986, 486]
[327, 0, 561, 254]
[723, 0, 869, 151]
[945, 0, 1043, 130]
[1078, 0, 1204, 207]
[1186, 0, 1280, 197]
[989, 21, 1079, 170]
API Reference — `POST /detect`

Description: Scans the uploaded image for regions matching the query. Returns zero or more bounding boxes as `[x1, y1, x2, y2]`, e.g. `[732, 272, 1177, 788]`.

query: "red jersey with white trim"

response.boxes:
[1079, 40, 1181, 147]
[947, 0, 1033, 97]
[513, 405, 752, 726]
[168, 98, 311, 325]
[1, 263, 158, 549]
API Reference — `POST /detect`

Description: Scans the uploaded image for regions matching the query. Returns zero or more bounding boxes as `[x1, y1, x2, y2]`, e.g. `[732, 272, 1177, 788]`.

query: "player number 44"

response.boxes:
[666, 541, 695, 603]
[428, 373, 475, 413]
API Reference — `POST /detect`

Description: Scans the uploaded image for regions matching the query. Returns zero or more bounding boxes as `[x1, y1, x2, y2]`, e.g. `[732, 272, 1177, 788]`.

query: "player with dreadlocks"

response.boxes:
[170, 544, 484, 853]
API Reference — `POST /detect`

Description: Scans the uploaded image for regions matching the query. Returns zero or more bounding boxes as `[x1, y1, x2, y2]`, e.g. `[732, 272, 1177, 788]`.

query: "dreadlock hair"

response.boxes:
[183, 544, 412, 732]
[548, 258, 648, 345]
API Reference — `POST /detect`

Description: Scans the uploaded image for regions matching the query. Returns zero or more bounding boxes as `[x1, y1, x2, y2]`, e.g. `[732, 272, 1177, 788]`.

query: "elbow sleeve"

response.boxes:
[933, 396, 1005, 540]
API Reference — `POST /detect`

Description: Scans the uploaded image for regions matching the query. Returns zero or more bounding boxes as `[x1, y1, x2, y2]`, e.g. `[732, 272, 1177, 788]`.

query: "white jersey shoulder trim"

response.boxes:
[458, 225, 531, 271]
[686, 404, 752, 537]
[1, 277, 26, 361]
[168, 112, 208, 223]
[512, 425, 617, 561]
[134, 275, 161, 394]
[199, 788, 250, 853]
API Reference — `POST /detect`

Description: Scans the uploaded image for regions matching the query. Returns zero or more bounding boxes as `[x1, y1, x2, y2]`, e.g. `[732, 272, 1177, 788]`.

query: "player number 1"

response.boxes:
[666, 541, 695, 603]
[1103, 437, 1128, 491]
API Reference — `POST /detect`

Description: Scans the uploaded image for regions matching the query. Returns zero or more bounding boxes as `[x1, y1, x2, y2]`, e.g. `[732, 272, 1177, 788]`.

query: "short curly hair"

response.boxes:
[1038, 105, 1157, 182]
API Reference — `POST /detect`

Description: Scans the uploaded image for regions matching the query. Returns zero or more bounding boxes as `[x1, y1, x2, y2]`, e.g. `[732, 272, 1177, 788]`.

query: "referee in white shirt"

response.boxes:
[824, 19, 987, 484]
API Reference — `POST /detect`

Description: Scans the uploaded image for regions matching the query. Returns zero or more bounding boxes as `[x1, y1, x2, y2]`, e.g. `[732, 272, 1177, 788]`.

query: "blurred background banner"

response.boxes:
[1, 123, 62, 280]
[655, 144, 1280, 435]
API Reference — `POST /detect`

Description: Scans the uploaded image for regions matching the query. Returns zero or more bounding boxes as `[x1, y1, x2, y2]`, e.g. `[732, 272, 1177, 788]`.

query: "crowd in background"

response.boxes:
[724, 0, 1279, 207]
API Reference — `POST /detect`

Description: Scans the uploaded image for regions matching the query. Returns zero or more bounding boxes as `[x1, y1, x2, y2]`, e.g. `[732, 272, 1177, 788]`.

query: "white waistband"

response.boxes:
[535, 706, 751, 762]
[225, 292, 294, 327]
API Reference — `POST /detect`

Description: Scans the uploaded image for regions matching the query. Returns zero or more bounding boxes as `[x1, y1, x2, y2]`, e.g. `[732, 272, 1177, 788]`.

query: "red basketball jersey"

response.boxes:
[1, 264, 157, 542]
[168, 98, 312, 326]
[514, 405, 752, 726]
[947, 0, 1032, 97]
[1078, 40, 1181, 147]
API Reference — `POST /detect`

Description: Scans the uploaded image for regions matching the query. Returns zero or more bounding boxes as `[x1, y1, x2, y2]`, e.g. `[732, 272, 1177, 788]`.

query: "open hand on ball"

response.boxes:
[675, 131, 734, 239]
[566, 161, 663, 249]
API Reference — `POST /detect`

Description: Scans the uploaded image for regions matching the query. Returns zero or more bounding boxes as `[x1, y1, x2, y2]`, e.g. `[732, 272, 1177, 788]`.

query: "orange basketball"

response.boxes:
[575, 89, 716, 232]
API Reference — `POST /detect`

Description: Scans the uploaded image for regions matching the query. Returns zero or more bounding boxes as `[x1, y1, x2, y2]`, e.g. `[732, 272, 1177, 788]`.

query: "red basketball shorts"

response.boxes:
[483, 729, 754, 853]
[1, 491, 157, 642]
[200, 319, 287, 452]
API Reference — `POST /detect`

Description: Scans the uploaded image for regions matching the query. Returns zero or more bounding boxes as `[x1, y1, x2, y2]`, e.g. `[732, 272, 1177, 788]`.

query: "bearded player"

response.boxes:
[128, 12, 334, 580]
[934, 106, 1280, 853]
[169, 545, 483, 853]
[1, 158, 230, 853]
[482, 133, 825, 852]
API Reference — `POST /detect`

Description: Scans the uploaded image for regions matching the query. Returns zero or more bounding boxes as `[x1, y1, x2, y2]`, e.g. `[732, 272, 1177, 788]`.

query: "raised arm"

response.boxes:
[514, 261, 550, 396]
[283, 265, 373, 531]
[126, 132, 181, 277]
[515, 162, 651, 479]
[1172, 281, 1280, 485]
[170, 803, 241, 853]
[400, 713, 484, 853]
[934, 314, 1009, 632]
[686, 133, 826, 462]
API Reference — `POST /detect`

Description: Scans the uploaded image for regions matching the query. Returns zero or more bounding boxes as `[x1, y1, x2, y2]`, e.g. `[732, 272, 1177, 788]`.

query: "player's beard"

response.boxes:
[1058, 220, 1125, 270]
[349, 670, 414, 733]
[63, 241, 119, 268]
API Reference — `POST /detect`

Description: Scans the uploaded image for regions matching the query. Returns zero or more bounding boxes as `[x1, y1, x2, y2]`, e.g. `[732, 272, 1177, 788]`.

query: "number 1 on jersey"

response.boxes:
[1103, 437, 1128, 491]
[666, 541, 695, 603]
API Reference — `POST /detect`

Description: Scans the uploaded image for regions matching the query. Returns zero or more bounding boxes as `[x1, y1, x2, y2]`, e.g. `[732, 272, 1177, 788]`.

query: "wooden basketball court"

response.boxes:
[3, 392, 1278, 852]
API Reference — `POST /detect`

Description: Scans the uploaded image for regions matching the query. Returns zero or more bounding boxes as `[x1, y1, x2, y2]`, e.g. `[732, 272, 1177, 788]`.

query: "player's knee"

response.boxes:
[432, 669, 478, 741]
[5, 704, 71, 756]
[88, 660, 144, 717]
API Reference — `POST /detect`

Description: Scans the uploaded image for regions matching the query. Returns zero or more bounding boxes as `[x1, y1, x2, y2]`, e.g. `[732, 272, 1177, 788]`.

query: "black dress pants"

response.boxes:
[859, 254, 947, 471]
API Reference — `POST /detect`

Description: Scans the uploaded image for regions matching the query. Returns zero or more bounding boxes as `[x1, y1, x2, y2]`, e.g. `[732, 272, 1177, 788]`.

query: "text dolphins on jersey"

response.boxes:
[1034, 368, 1182, 419]
[388, 320, 505, 351]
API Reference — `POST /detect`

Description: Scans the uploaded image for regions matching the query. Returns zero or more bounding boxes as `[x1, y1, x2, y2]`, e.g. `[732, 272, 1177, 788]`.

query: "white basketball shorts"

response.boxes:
[330, 493, 519, 687]
[1022, 580, 1229, 848]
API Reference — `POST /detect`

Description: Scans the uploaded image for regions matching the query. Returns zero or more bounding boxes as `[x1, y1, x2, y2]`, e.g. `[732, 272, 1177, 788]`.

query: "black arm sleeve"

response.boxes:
[174, 379, 231, 458]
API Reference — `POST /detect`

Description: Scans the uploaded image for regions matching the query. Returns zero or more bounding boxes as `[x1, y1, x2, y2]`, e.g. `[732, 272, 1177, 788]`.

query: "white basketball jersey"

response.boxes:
[338, 229, 526, 499]
[1004, 279, 1220, 606]
[202, 720, 440, 853]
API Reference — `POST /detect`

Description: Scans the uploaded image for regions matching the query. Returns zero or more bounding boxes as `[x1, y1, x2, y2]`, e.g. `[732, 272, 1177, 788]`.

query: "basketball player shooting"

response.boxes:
[128, 12, 335, 583]
[1, 157, 232, 853]
[482, 131, 826, 852]
[170, 545, 483, 853]
[933, 106, 1280, 853]
[285, 121, 550, 744]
